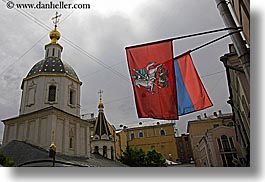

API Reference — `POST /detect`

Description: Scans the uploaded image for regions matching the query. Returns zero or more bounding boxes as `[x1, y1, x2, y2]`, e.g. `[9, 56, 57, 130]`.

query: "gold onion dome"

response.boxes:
[49, 27, 61, 44]
[98, 100, 104, 109]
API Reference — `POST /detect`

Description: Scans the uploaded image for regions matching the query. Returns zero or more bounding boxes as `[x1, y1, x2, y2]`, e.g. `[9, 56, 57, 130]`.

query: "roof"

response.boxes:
[94, 108, 112, 137]
[26, 57, 79, 81]
[119, 120, 175, 130]
[2, 106, 85, 123]
[0, 140, 127, 167]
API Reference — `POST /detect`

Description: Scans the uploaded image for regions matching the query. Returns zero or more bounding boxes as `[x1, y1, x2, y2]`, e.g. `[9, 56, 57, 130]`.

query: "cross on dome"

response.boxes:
[98, 89, 104, 110]
[52, 11, 62, 29]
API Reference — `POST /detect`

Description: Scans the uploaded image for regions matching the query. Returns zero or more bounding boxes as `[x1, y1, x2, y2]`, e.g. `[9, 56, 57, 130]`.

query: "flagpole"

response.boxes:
[125, 27, 242, 49]
[174, 29, 242, 59]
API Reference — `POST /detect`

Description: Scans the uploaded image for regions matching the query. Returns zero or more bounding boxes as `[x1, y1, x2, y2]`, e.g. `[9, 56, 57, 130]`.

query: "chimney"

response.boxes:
[218, 110, 222, 116]
[90, 112, 94, 118]
[204, 113, 207, 118]
[213, 112, 218, 117]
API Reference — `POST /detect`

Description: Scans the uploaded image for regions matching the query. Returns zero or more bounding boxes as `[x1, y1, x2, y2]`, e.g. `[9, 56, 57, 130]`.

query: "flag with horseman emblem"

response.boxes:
[126, 41, 179, 119]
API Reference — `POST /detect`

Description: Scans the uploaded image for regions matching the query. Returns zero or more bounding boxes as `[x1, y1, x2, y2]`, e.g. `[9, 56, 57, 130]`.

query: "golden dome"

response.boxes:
[98, 100, 104, 109]
[49, 28, 61, 44]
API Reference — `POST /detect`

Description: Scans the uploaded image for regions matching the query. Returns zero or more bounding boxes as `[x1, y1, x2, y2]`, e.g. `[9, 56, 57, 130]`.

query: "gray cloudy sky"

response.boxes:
[0, 0, 234, 140]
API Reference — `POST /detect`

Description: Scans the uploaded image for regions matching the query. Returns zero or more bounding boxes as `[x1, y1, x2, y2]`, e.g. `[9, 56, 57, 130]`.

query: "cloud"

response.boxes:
[0, 0, 233, 140]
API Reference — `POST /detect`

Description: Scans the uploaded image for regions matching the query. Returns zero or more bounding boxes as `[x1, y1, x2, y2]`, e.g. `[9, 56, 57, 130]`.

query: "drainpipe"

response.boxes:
[215, 0, 250, 84]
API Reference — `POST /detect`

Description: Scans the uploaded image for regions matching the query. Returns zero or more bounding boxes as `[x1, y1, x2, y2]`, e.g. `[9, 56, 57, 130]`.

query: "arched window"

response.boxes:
[103, 146, 107, 158]
[139, 131, 144, 138]
[130, 132, 135, 140]
[94, 146, 99, 154]
[221, 135, 230, 152]
[160, 129, 165, 136]
[48, 85, 56, 102]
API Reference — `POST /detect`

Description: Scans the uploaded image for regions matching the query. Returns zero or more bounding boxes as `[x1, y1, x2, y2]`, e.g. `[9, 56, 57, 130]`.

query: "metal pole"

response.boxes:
[215, 0, 250, 84]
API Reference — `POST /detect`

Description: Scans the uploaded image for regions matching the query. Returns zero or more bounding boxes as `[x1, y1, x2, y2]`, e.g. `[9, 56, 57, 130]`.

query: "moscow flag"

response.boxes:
[126, 41, 179, 120]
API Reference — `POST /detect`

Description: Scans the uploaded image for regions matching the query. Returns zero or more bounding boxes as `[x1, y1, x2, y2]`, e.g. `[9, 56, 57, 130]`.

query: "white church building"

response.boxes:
[1, 16, 115, 161]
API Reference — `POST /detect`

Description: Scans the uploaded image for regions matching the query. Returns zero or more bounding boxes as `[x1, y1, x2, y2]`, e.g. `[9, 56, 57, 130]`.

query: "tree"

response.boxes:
[120, 146, 146, 167]
[146, 149, 167, 167]
[0, 152, 16, 167]
[119, 146, 167, 167]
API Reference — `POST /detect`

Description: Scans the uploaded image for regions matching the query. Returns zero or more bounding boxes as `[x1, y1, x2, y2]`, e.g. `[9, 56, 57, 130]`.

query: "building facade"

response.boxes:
[1, 23, 92, 157]
[116, 121, 178, 162]
[217, 0, 250, 166]
[176, 134, 193, 164]
[90, 95, 116, 160]
[193, 126, 244, 167]
[187, 111, 235, 166]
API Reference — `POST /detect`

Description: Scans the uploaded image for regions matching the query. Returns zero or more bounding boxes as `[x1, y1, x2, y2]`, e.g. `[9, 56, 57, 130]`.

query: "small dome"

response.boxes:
[98, 100, 104, 109]
[49, 29, 61, 44]
[26, 57, 79, 81]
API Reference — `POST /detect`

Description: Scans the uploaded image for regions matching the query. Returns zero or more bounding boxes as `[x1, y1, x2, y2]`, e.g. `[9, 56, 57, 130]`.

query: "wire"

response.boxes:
[0, 33, 47, 77]
[13, 8, 130, 82]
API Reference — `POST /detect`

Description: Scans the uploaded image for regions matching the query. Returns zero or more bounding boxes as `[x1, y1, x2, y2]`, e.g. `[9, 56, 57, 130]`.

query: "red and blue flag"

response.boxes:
[174, 52, 213, 115]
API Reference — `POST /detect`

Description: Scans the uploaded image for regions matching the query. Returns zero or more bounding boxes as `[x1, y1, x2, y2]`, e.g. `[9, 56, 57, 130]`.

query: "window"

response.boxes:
[48, 85, 56, 102]
[103, 146, 107, 158]
[229, 137, 235, 149]
[213, 124, 219, 128]
[221, 135, 231, 152]
[217, 138, 223, 151]
[160, 129, 165, 136]
[94, 146, 99, 154]
[69, 128, 74, 149]
[46, 49, 49, 57]
[111, 146, 114, 160]
[52, 48, 55, 56]
[130, 133, 135, 140]
[69, 137, 73, 149]
[70, 90, 75, 105]
[139, 131, 144, 138]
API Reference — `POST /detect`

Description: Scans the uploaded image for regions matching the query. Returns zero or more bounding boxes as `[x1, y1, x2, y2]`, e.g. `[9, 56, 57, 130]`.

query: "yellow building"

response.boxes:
[116, 121, 178, 162]
[187, 112, 234, 165]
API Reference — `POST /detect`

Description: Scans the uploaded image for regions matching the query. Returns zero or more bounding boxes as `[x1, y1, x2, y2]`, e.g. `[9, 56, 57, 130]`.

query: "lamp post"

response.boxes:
[49, 142, 56, 167]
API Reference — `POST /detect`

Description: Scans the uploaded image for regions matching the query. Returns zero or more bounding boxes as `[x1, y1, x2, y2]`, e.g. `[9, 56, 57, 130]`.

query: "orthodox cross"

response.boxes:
[52, 12, 62, 29]
[98, 89, 104, 101]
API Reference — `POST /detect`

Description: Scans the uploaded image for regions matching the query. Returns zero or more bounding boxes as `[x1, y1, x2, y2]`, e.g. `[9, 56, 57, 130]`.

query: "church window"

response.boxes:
[103, 146, 107, 158]
[160, 129, 165, 136]
[69, 128, 74, 149]
[48, 85, 56, 102]
[69, 89, 75, 105]
[111, 146, 114, 160]
[69, 137, 73, 149]
[52, 48, 55, 56]
[46, 49, 49, 57]
[94, 146, 99, 154]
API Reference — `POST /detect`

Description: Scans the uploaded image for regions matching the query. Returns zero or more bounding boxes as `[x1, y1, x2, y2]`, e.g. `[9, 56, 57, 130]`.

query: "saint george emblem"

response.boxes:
[131, 62, 169, 94]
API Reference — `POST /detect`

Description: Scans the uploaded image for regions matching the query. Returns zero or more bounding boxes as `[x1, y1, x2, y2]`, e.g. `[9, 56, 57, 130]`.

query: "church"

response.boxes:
[0, 13, 121, 167]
